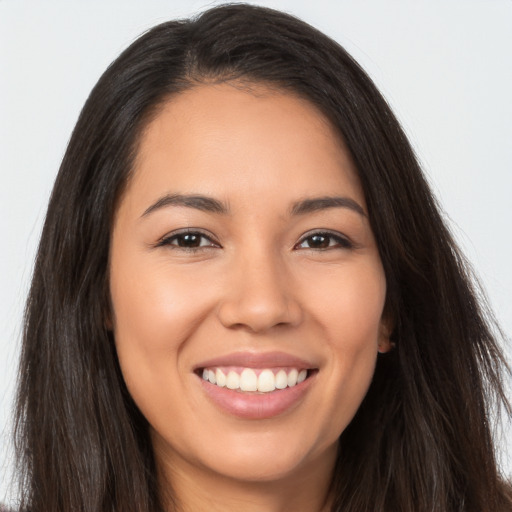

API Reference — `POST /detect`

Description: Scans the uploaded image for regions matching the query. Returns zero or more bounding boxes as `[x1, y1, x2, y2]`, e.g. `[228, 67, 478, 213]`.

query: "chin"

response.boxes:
[195, 429, 335, 484]
[203, 452, 311, 483]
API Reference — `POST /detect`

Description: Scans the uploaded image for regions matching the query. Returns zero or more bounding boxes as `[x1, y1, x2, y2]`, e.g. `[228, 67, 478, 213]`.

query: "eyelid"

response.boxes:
[155, 228, 221, 249]
[294, 229, 354, 250]
[154, 228, 354, 251]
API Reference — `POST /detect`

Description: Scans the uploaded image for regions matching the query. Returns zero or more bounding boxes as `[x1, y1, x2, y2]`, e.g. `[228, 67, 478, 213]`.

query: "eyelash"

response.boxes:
[156, 229, 220, 251]
[156, 229, 354, 252]
[294, 231, 354, 251]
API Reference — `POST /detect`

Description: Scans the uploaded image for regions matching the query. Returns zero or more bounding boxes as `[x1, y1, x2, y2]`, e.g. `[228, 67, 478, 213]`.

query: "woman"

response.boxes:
[13, 4, 511, 511]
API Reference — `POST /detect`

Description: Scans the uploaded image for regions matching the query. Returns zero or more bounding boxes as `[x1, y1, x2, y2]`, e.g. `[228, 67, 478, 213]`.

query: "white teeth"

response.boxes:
[275, 369, 288, 389]
[287, 369, 298, 387]
[215, 368, 226, 387]
[258, 369, 276, 392]
[226, 371, 240, 390]
[202, 366, 311, 393]
[239, 368, 258, 392]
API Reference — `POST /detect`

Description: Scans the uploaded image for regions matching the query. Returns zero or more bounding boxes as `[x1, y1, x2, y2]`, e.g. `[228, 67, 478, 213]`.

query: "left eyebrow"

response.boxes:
[290, 196, 366, 217]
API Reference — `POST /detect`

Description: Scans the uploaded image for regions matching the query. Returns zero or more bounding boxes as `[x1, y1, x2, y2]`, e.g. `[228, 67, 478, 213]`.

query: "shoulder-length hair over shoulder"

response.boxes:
[14, 4, 511, 511]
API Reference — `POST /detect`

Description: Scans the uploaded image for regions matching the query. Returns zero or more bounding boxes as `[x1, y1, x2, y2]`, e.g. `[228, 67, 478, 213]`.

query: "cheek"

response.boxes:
[108, 252, 216, 406]
[109, 264, 213, 436]
[305, 259, 386, 344]
[110, 258, 211, 350]
[301, 260, 385, 429]
[330, 266, 386, 385]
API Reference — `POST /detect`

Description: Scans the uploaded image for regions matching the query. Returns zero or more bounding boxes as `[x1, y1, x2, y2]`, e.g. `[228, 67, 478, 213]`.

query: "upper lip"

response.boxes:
[194, 351, 317, 370]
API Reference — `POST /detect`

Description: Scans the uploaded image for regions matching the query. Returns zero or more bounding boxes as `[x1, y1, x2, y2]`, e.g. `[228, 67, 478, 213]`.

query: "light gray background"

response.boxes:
[1, 0, 511, 504]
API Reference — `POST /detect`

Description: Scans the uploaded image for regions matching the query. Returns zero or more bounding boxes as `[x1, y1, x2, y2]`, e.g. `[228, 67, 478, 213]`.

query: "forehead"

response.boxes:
[124, 82, 364, 213]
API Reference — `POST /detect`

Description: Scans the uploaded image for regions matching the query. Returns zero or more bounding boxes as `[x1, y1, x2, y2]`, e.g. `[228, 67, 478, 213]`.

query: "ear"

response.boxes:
[105, 313, 113, 331]
[377, 315, 395, 354]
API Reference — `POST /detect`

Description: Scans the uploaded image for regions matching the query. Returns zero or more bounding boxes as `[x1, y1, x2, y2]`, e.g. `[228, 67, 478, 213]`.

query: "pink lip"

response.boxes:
[199, 373, 316, 420]
[194, 351, 316, 371]
[194, 351, 318, 420]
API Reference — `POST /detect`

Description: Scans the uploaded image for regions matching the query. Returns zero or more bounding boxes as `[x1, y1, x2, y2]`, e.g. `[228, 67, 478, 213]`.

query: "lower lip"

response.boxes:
[199, 373, 315, 420]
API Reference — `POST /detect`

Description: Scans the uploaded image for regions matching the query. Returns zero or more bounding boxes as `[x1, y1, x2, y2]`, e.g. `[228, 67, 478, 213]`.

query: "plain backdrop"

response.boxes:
[1, 0, 511, 504]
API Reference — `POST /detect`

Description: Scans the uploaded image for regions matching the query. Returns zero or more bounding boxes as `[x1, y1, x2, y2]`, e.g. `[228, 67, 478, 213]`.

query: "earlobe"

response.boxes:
[377, 317, 395, 353]
[378, 338, 394, 354]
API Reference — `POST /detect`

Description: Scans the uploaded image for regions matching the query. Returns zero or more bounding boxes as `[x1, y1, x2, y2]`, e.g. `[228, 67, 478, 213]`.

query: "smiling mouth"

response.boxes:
[197, 367, 315, 393]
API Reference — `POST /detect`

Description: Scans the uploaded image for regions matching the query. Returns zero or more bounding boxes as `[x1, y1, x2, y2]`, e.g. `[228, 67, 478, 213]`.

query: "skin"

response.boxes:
[110, 82, 391, 512]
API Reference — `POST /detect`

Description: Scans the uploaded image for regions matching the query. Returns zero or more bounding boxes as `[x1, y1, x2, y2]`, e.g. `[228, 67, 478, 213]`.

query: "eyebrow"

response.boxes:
[141, 193, 366, 218]
[290, 196, 366, 217]
[142, 194, 229, 217]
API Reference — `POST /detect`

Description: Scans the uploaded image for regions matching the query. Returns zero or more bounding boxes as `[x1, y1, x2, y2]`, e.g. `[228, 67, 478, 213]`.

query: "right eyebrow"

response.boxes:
[141, 193, 230, 218]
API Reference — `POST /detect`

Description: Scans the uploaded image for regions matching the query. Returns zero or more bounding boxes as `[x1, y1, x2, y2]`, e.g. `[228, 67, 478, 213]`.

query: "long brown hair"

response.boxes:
[14, 4, 511, 511]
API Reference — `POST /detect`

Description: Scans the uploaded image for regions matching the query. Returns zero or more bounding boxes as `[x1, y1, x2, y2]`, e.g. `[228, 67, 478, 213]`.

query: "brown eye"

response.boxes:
[296, 232, 353, 250]
[158, 231, 219, 250]
[175, 233, 203, 247]
[305, 234, 330, 249]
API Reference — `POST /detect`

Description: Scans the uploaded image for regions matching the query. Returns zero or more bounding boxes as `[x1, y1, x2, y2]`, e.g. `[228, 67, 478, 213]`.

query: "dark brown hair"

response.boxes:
[14, 4, 511, 511]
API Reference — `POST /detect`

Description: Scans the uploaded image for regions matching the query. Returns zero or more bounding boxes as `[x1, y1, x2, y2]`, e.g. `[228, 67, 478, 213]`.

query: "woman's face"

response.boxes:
[110, 83, 390, 485]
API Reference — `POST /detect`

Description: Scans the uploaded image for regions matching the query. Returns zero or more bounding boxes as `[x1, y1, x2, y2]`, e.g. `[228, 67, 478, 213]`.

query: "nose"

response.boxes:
[217, 250, 303, 333]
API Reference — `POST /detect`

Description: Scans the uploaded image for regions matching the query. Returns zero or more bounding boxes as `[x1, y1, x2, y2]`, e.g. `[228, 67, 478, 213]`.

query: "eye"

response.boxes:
[295, 231, 353, 250]
[156, 230, 219, 250]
